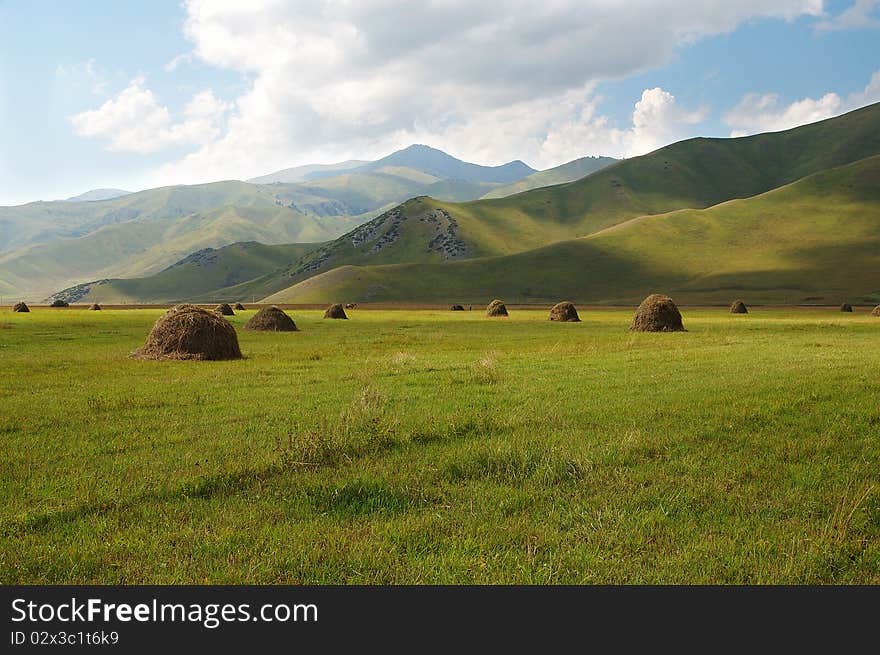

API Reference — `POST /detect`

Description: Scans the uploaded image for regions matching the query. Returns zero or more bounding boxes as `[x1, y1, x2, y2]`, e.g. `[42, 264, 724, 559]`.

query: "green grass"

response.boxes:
[1, 307, 879, 583]
[267, 155, 880, 305]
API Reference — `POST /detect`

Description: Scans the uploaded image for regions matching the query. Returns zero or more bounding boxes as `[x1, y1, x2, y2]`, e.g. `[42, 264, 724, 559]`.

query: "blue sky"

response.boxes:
[0, 0, 878, 205]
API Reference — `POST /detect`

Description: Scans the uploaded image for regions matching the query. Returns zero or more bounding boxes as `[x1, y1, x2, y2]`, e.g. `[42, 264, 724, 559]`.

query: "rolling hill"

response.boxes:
[239, 102, 880, 302]
[263, 154, 880, 305]
[66, 188, 132, 202]
[55, 241, 321, 304]
[3, 145, 549, 299]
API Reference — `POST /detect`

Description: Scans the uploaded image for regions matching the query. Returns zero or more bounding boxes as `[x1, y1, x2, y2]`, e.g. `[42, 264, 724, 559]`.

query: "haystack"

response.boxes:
[214, 303, 235, 316]
[872, 305, 880, 317]
[324, 303, 348, 319]
[730, 300, 748, 314]
[244, 305, 298, 332]
[549, 301, 580, 322]
[233, 302, 246, 311]
[630, 294, 685, 332]
[50, 299, 69, 308]
[88, 303, 101, 311]
[486, 299, 508, 317]
[12, 302, 29, 313]
[840, 303, 853, 312]
[451, 304, 465, 311]
[132, 304, 242, 361]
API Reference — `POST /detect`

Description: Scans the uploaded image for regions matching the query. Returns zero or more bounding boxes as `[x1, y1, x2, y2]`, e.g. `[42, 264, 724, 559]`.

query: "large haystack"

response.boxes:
[630, 294, 685, 332]
[324, 303, 348, 319]
[133, 304, 242, 361]
[88, 303, 101, 311]
[840, 303, 853, 312]
[451, 304, 465, 311]
[233, 302, 246, 311]
[244, 305, 298, 332]
[214, 303, 235, 316]
[730, 300, 748, 314]
[872, 305, 880, 317]
[549, 301, 580, 322]
[12, 302, 29, 313]
[50, 299, 69, 308]
[486, 299, 508, 317]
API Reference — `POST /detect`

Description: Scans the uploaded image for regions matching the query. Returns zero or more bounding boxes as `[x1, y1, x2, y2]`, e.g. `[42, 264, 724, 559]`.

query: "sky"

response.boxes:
[0, 0, 878, 205]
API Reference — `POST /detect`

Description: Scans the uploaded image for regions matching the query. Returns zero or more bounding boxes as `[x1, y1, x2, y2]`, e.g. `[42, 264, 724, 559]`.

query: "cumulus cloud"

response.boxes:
[70, 1, 827, 181]
[724, 70, 880, 137]
[70, 77, 231, 154]
[815, 0, 880, 31]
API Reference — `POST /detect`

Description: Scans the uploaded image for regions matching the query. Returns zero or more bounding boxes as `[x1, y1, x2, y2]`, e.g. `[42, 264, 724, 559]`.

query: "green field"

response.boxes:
[2, 307, 879, 583]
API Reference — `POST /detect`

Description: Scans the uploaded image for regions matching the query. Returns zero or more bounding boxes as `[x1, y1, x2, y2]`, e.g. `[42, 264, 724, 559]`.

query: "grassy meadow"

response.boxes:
[1, 305, 879, 583]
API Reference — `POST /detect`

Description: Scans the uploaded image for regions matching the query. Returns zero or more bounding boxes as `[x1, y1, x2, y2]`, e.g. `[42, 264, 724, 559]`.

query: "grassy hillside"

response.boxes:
[359, 144, 536, 183]
[248, 103, 880, 302]
[264, 155, 880, 305]
[481, 156, 618, 199]
[57, 242, 321, 304]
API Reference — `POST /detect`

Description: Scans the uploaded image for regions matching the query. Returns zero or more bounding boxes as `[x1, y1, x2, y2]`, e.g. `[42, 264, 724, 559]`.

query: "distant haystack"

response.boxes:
[630, 294, 685, 332]
[244, 305, 298, 332]
[214, 303, 235, 316]
[840, 303, 853, 313]
[233, 302, 246, 311]
[486, 299, 508, 317]
[451, 304, 465, 311]
[549, 301, 580, 322]
[133, 304, 242, 361]
[88, 303, 101, 311]
[12, 302, 29, 313]
[50, 299, 69, 308]
[730, 300, 748, 314]
[872, 305, 880, 317]
[324, 303, 348, 319]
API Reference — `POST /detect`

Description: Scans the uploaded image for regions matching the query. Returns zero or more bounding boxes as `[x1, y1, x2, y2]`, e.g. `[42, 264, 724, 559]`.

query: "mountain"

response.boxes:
[0, 181, 367, 300]
[235, 102, 880, 302]
[263, 155, 880, 305]
[54, 241, 321, 304]
[66, 188, 132, 202]
[480, 156, 618, 199]
[248, 161, 368, 184]
[358, 144, 537, 183]
[4, 145, 548, 299]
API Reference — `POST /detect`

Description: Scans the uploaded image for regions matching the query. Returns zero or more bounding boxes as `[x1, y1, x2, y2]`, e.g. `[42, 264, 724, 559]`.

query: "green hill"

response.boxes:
[263, 155, 880, 305]
[56, 241, 320, 304]
[480, 156, 618, 198]
[242, 102, 880, 301]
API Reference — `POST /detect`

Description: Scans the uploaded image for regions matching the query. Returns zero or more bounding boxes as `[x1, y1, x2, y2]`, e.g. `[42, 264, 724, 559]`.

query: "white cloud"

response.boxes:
[815, 0, 880, 31]
[70, 77, 231, 154]
[146, 0, 823, 183]
[55, 59, 110, 95]
[724, 70, 880, 137]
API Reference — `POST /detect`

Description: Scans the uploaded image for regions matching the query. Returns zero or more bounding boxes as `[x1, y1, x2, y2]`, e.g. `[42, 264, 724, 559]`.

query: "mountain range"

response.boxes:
[4, 145, 612, 300]
[21, 102, 880, 306]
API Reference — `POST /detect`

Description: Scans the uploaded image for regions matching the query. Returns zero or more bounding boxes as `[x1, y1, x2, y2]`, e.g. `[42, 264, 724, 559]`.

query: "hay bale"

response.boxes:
[133, 304, 242, 361]
[451, 304, 465, 311]
[840, 303, 853, 312]
[324, 303, 348, 319]
[730, 300, 748, 314]
[630, 294, 685, 332]
[214, 303, 235, 316]
[233, 302, 246, 311]
[50, 299, 69, 308]
[88, 303, 101, 311]
[549, 301, 580, 322]
[872, 305, 880, 317]
[12, 302, 29, 313]
[486, 299, 508, 317]
[244, 305, 298, 332]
